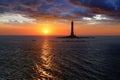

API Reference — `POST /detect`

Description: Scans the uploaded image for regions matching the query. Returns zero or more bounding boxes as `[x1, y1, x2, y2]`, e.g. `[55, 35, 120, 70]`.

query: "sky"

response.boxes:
[0, 0, 120, 36]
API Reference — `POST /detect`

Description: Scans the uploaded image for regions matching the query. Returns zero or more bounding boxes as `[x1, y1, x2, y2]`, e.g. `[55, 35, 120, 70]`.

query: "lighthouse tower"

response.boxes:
[57, 20, 78, 38]
[69, 21, 77, 38]
[71, 21, 75, 37]
[57, 20, 92, 38]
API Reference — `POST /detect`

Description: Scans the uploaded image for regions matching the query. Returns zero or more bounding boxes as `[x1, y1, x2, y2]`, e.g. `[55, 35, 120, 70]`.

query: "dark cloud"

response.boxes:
[0, 0, 119, 22]
[0, 0, 16, 6]
[69, 0, 120, 13]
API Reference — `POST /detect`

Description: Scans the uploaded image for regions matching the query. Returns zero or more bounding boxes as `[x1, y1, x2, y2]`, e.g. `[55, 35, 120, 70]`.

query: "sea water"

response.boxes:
[0, 36, 120, 80]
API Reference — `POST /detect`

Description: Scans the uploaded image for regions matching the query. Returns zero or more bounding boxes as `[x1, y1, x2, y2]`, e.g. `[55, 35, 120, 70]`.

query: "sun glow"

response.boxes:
[43, 29, 49, 34]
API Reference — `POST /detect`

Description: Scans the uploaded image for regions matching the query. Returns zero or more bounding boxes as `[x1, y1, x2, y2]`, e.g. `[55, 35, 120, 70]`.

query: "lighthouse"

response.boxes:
[57, 20, 79, 38]
[71, 21, 75, 37]
[69, 20, 77, 38]
[57, 20, 92, 38]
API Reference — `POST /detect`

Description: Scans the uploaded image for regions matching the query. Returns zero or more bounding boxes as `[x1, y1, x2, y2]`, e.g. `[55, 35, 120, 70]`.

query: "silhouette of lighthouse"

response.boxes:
[57, 20, 78, 38]
[57, 20, 92, 38]
[71, 21, 75, 37]
[69, 20, 77, 38]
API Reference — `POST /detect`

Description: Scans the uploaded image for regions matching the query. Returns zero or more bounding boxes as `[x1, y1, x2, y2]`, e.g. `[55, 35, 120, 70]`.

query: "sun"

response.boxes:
[43, 29, 49, 34]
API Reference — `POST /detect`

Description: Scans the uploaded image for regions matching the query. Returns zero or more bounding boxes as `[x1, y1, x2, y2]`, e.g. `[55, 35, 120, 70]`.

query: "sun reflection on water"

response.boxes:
[33, 39, 53, 80]
[41, 39, 51, 67]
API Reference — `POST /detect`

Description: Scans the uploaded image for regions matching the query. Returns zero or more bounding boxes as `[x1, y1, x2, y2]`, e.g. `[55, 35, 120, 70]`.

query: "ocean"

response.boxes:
[0, 36, 120, 80]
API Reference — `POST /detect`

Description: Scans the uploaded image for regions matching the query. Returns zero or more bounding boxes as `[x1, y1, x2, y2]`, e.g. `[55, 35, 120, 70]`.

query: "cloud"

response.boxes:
[83, 14, 112, 21]
[0, 0, 16, 6]
[0, 12, 36, 24]
[0, 0, 119, 24]
[78, 14, 119, 25]
[93, 15, 111, 20]
[69, 0, 120, 15]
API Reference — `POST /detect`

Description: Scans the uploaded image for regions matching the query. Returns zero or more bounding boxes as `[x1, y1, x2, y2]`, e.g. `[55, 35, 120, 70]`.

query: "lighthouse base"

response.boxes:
[57, 35, 94, 39]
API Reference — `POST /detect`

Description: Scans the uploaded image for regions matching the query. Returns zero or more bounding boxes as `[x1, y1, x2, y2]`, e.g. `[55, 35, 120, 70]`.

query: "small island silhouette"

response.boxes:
[57, 21, 93, 38]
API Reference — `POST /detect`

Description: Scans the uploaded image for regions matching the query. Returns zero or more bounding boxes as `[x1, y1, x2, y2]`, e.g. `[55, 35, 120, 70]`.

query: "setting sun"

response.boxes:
[43, 30, 49, 34]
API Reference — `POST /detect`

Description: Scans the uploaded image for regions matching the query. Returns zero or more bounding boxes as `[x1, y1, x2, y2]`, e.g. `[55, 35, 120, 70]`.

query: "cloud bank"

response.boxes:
[0, 0, 119, 24]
